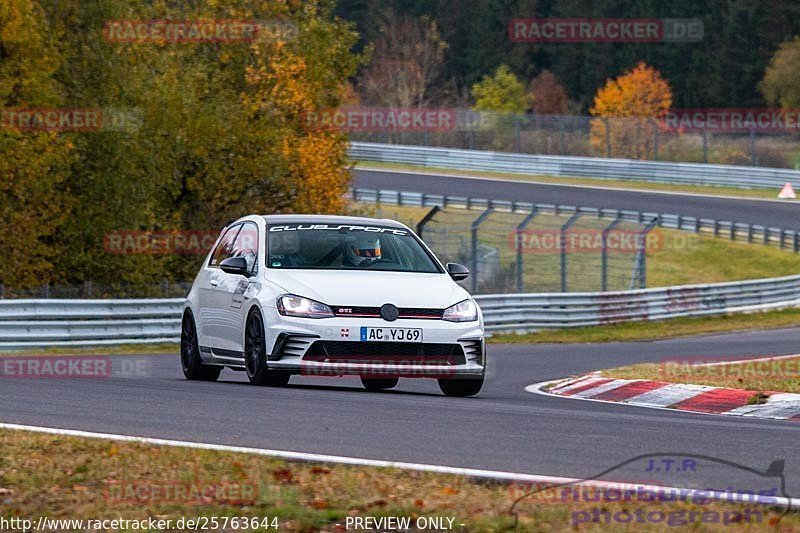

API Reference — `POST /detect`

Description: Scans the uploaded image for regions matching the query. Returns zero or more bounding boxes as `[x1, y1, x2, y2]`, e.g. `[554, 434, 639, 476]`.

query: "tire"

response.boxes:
[244, 309, 290, 387]
[180, 311, 221, 381]
[360, 376, 399, 391]
[438, 376, 484, 397]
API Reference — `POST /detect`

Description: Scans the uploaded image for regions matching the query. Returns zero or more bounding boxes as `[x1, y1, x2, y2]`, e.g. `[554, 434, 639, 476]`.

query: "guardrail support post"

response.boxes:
[794, 232, 799, 253]
[560, 212, 582, 292]
[471, 208, 495, 293]
[601, 215, 624, 292]
[416, 206, 441, 239]
[515, 208, 539, 293]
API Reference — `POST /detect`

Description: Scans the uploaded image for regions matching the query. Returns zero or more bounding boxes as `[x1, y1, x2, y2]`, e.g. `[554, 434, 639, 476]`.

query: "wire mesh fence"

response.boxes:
[370, 203, 654, 294]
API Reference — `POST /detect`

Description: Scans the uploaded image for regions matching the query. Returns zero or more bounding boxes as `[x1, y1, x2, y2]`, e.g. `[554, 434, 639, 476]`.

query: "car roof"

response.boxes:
[260, 214, 407, 229]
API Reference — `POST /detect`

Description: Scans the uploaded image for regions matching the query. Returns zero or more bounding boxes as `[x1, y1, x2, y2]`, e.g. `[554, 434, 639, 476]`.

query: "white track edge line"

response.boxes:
[356, 166, 798, 205]
[2, 421, 795, 510]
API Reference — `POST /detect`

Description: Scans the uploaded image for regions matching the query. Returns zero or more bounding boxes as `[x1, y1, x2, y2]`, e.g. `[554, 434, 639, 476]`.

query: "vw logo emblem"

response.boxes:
[380, 303, 399, 322]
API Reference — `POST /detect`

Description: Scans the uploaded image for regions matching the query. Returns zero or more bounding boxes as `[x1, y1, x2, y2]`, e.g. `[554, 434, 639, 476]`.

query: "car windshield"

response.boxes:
[267, 223, 442, 273]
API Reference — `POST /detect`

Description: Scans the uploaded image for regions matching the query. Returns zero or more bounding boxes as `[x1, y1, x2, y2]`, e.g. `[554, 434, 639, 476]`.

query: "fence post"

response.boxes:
[652, 119, 659, 161]
[514, 116, 521, 153]
[416, 205, 440, 239]
[471, 207, 494, 293]
[634, 217, 660, 289]
[560, 212, 582, 292]
[601, 216, 624, 292]
[515, 208, 539, 293]
[604, 118, 611, 158]
[750, 128, 756, 166]
[702, 127, 708, 163]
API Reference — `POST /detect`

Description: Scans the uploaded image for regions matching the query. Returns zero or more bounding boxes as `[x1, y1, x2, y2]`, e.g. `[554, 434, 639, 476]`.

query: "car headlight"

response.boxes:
[442, 299, 478, 322]
[277, 294, 334, 318]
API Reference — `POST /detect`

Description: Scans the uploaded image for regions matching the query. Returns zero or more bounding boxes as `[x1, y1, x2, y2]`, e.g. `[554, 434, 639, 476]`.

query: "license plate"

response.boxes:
[360, 327, 423, 343]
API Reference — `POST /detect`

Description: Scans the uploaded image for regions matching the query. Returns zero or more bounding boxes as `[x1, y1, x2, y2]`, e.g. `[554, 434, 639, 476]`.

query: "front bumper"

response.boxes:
[262, 308, 485, 378]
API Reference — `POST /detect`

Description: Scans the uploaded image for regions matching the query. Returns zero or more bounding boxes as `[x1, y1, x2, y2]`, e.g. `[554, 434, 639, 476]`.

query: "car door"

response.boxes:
[197, 223, 241, 351]
[215, 221, 260, 355]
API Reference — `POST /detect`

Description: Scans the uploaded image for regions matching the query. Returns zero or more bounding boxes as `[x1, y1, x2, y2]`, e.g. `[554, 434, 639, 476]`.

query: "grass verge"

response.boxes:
[600, 356, 800, 394]
[0, 343, 179, 357]
[0, 429, 795, 531]
[490, 307, 800, 344]
[354, 161, 796, 202]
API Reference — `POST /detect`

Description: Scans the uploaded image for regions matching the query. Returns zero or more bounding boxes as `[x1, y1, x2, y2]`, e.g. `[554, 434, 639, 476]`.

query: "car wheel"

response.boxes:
[245, 309, 290, 387]
[180, 311, 221, 381]
[438, 376, 483, 397]
[360, 377, 399, 391]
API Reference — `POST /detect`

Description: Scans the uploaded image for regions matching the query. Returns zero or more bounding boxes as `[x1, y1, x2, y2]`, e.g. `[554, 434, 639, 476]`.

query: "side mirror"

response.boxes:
[446, 262, 470, 281]
[220, 256, 251, 277]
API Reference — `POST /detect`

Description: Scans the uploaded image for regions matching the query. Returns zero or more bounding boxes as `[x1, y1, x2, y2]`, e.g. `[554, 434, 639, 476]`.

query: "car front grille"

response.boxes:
[331, 306, 443, 319]
[302, 341, 466, 366]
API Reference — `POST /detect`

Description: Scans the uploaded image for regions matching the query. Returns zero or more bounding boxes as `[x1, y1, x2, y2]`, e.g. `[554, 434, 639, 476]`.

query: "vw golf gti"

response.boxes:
[180, 215, 486, 396]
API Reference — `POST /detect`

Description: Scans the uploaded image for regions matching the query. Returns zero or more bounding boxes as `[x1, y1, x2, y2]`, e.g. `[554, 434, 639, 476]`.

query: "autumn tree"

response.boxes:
[525, 70, 569, 115]
[0, 0, 74, 290]
[471, 64, 525, 113]
[589, 62, 672, 159]
[358, 10, 447, 108]
[760, 37, 800, 108]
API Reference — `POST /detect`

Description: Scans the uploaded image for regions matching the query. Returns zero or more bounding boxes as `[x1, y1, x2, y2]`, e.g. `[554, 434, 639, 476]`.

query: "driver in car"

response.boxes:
[345, 234, 382, 267]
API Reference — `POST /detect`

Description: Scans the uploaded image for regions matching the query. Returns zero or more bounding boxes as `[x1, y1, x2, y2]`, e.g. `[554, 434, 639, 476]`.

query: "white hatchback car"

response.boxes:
[181, 214, 486, 396]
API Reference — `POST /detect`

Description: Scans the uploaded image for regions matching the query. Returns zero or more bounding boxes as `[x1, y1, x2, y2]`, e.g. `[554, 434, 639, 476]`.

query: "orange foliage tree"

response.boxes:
[244, 15, 360, 215]
[589, 62, 672, 159]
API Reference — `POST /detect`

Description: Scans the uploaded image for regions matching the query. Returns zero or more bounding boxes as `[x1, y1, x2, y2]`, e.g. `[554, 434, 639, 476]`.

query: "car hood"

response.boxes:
[265, 269, 470, 308]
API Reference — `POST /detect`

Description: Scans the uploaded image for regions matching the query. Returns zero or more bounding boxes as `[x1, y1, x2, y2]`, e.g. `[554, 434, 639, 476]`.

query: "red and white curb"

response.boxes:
[528, 373, 800, 421]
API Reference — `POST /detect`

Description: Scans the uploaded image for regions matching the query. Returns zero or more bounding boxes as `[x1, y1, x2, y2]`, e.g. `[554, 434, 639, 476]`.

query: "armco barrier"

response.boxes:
[349, 142, 800, 190]
[0, 299, 184, 350]
[2, 275, 800, 348]
[475, 274, 800, 332]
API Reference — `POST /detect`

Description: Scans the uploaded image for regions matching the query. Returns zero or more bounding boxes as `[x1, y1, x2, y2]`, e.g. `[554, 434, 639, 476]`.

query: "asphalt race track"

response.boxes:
[2, 327, 799, 495]
[354, 168, 800, 230]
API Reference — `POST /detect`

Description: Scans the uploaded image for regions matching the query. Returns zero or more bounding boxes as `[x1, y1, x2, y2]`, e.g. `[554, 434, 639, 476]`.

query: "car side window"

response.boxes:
[231, 222, 259, 273]
[208, 224, 241, 268]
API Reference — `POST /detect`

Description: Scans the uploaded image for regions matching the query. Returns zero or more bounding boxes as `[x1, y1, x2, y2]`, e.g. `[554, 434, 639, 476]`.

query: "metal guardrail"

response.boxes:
[350, 142, 800, 191]
[2, 274, 799, 348]
[475, 274, 800, 332]
[0, 299, 183, 350]
[352, 188, 800, 253]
